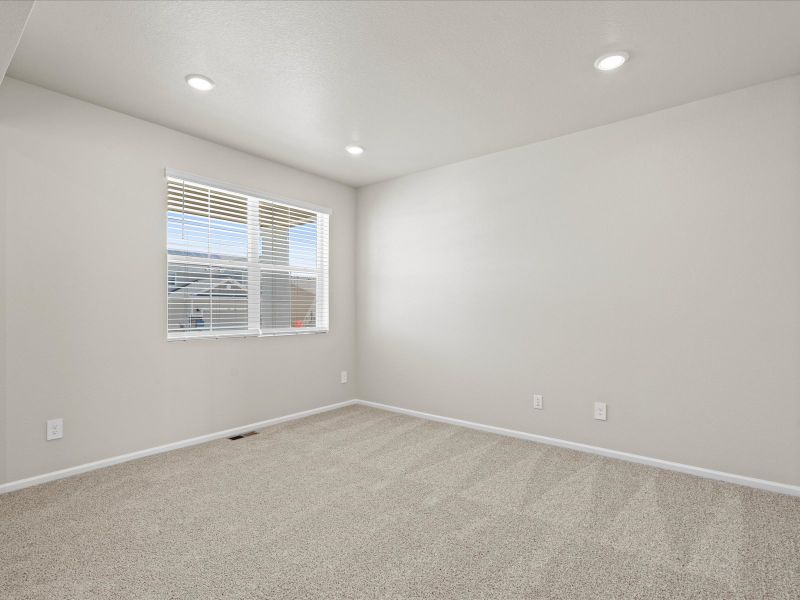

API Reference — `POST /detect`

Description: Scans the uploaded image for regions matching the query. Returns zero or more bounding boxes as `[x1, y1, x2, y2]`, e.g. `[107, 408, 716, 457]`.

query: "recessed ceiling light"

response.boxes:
[185, 74, 215, 91]
[345, 145, 364, 156]
[594, 52, 629, 71]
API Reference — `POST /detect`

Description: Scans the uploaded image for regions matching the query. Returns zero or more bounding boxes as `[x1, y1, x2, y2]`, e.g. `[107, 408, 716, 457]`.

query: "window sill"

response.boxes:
[167, 328, 328, 342]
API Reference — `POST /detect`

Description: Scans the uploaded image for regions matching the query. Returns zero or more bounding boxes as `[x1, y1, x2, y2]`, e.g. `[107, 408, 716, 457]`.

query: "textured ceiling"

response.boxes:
[8, 1, 800, 187]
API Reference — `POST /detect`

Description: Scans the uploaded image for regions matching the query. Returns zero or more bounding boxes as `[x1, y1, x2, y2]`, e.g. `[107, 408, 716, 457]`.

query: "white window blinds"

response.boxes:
[166, 171, 330, 339]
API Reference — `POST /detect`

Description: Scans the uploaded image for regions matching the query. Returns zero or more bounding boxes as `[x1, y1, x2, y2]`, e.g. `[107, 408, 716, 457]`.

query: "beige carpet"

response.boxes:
[1, 405, 799, 599]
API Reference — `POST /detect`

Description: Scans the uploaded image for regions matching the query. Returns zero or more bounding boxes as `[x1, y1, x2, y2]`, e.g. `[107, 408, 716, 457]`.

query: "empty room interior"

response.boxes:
[1, 1, 800, 598]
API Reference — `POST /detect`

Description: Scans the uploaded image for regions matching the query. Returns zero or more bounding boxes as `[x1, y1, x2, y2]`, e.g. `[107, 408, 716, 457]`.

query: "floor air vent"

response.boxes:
[229, 431, 259, 440]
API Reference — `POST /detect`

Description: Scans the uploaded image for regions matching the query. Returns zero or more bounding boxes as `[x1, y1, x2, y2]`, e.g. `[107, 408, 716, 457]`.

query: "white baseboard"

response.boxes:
[354, 399, 800, 497]
[4, 398, 797, 498]
[0, 400, 357, 495]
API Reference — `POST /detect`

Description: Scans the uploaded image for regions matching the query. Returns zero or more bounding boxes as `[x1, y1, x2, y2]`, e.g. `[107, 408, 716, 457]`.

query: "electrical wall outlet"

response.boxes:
[533, 394, 543, 410]
[593, 402, 607, 421]
[340, 370, 348, 384]
[46, 418, 63, 441]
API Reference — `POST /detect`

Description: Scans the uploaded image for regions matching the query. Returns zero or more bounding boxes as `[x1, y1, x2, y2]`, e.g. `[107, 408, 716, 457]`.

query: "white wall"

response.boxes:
[0, 78, 356, 484]
[357, 76, 800, 486]
[3, 74, 799, 489]
[0, 130, 6, 483]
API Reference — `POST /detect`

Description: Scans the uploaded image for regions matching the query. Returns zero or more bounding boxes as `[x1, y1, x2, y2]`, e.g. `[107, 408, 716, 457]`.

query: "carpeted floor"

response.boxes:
[1, 405, 799, 599]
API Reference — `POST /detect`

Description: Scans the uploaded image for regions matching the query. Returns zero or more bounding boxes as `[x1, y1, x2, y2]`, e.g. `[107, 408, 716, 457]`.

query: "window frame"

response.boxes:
[165, 168, 330, 341]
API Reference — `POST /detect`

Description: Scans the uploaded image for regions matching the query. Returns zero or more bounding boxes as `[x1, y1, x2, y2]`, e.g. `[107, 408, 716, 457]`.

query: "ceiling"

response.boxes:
[0, 1, 33, 83]
[8, 1, 800, 187]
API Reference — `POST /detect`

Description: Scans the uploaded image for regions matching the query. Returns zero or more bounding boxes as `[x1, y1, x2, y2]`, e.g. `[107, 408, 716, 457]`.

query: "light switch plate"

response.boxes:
[533, 394, 543, 410]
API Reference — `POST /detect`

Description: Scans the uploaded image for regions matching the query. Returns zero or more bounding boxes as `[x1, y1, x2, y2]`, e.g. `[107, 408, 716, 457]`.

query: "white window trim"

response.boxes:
[166, 169, 331, 341]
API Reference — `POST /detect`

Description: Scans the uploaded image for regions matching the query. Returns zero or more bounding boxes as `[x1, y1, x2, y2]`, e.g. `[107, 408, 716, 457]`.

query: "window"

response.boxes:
[166, 170, 330, 339]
